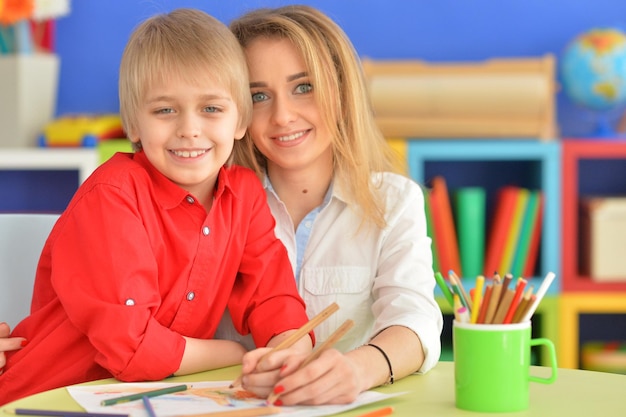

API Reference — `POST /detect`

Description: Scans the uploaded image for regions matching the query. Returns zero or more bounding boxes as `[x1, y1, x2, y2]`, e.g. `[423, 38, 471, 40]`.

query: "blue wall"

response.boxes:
[55, 0, 626, 137]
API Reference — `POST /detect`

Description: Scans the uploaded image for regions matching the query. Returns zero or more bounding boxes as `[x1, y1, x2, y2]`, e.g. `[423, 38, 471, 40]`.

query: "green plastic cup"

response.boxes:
[453, 321, 557, 412]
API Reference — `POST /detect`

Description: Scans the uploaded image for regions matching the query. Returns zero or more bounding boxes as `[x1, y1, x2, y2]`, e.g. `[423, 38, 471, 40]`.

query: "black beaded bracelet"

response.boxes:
[367, 343, 394, 385]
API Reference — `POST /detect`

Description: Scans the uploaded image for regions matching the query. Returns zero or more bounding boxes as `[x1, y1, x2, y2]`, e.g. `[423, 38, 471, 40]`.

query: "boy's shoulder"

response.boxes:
[223, 164, 263, 190]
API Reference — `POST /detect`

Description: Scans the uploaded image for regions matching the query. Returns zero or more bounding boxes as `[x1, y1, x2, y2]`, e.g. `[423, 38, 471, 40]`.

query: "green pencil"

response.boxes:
[434, 271, 454, 308]
[100, 384, 190, 406]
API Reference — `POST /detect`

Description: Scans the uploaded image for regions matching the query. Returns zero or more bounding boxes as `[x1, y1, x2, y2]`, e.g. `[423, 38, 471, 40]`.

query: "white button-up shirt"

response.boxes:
[215, 171, 443, 373]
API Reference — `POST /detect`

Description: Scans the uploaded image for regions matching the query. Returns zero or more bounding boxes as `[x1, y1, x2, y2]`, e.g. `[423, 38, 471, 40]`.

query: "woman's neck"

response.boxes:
[267, 162, 333, 229]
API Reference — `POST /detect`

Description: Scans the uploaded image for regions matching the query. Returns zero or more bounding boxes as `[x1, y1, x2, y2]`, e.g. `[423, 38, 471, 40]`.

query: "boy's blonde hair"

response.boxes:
[230, 5, 402, 229]
[119, 8, 252, 151]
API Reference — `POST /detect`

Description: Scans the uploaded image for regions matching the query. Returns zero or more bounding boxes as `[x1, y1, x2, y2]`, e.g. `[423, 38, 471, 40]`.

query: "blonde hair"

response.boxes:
[230, 5, 401, 228]
[119, 8, 252, 152]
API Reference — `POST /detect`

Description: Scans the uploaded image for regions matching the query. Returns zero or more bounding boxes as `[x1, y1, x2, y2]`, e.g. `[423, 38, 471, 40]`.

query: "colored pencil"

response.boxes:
[355, 406, 395, 417]
[484, 277, 502, 324]
[142, 397, 157, 417]
[449, 270, 472, 310]
[512, 285, 534, 323]
[520, 272, 555, 322]
[470, 275, 485, 323]
[503, 278, 527, 324]
[266, 319, 354, 404]
[10, 410, 128, 417]
[498, 273, 513, 305]
[434, 271, 454, 308]
[230, 302, 339, 388]
[177, 407, 281, 417]
[101, 384, 189, 406]
[492, 289, 515, 324]
[476, 284, 492, 324]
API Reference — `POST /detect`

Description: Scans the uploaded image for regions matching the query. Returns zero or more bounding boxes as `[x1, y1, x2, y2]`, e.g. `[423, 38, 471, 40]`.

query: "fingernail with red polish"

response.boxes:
[20, 340, 28, 347]
[273, 385, 285, 395]
[274, 399, 283, 406]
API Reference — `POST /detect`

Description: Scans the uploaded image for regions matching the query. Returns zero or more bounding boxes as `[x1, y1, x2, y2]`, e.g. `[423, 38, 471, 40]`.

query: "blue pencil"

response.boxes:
[142, 396, 157, 417]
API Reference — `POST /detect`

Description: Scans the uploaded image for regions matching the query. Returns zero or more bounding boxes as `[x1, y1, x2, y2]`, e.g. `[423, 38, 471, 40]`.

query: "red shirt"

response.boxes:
[0, 152, 309, 405]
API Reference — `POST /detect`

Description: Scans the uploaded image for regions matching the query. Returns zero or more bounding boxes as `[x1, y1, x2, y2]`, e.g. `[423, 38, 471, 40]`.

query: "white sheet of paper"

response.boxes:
[67, 381, 403, 417]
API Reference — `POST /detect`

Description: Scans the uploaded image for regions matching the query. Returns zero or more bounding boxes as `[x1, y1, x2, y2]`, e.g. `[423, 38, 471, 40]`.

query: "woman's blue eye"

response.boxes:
[295, 83, 313, 94]
[251, 92, 268, 103]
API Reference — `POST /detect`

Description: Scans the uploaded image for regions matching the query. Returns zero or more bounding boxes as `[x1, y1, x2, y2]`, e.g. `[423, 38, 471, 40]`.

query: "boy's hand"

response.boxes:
[240, 347, 308, 397]
[0, 322, 27, 373]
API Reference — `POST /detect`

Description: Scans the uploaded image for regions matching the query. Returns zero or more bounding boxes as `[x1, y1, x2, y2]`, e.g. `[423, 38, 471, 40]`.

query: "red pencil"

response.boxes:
[355, 406, 394, 417]
[503, 278, 527, 324]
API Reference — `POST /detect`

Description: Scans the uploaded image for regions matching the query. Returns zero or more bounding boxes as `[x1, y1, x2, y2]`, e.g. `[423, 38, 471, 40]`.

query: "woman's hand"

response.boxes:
[0, 322, 27, 373]
[242, 348, 365, 405]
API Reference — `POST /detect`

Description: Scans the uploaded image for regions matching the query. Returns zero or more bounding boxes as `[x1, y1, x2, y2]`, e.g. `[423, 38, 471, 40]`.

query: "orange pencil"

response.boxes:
[476, 284, 493, 324]
[470, 275, 485, 324]
[503, 278, 527, 324]
[355, 406, 394, 417]
[512, 285, 534, 323]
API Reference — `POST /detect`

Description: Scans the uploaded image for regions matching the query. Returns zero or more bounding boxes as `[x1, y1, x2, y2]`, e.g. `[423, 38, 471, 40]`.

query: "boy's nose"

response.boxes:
[177, 114, 201, 138]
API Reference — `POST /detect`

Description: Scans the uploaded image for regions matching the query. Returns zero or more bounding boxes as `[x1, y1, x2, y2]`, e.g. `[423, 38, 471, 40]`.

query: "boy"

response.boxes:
[0, 9, 312, 405]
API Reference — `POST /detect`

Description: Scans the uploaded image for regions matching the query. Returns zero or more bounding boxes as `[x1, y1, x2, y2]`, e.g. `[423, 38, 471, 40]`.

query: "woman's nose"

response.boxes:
[271, 95, 297, 126]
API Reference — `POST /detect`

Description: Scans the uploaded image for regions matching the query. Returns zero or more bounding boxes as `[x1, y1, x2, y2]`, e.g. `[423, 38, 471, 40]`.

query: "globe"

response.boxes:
[561, 28, 626, 135]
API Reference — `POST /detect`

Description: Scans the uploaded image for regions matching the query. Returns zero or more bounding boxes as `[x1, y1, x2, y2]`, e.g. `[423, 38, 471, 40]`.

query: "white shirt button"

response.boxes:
[186, 292, 195, 301]
[305, 221, 312, 228]
[186, 196, 195, 204]
[125, 298, 135, 306]
[202, 226, 210, 236]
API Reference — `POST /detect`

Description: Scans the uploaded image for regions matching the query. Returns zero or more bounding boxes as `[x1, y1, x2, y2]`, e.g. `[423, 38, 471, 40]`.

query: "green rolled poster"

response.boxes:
[455, 187, 486, 278]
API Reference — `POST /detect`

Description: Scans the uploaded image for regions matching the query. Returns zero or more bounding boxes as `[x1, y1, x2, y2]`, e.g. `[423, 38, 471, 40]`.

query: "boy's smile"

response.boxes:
[132, 74, 245, 206]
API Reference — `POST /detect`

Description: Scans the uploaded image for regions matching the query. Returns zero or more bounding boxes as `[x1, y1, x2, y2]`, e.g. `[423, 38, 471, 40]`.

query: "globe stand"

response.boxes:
[589, 109, 626, 139]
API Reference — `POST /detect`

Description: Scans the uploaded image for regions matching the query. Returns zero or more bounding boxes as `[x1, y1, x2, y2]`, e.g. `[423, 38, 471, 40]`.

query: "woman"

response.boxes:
[230, 5, 442, 406]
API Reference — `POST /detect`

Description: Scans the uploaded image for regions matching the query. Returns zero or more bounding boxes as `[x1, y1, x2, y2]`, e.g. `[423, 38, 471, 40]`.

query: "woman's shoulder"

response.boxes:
[373, 171, 424, 198]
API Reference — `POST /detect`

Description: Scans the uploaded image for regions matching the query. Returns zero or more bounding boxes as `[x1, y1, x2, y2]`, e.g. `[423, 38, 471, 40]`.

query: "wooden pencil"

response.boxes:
[484, 278, 502, 324]
[230, 302, 339, 388]
[512, 285, 534, 323]
[266, 319, 354, 404]
[355, 406, 395, 417]
[492, 289, 515, 324]
[498, 273, 513, 305]
[503, 278, 527, 324]
[449, 270, 473, 311]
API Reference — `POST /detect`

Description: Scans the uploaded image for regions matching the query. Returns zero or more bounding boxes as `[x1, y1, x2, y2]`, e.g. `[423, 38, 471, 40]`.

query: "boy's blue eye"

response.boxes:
[295, 83, 313, 94]
[203, 106, 219, 113]
[155, 108, 174, 114]
[251, 92, 268, 103]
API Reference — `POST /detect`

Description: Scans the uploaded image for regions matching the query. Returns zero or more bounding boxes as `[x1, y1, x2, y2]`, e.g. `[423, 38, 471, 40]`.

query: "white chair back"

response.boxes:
[0, 213, 59, 328]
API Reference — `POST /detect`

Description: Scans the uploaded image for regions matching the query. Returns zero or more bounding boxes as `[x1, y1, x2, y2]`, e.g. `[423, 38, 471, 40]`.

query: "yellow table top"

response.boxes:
[2, 361, 625, 417]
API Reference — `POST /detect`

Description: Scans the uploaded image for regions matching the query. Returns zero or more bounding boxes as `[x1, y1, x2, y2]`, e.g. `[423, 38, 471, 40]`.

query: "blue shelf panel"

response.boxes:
[408, 140, 561, 293]
[0, 170, 77, 213]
